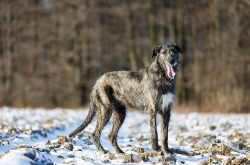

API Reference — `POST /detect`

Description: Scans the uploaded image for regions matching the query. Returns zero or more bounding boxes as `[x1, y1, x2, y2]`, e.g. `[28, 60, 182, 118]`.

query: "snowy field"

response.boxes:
[0, 107, 250, 165]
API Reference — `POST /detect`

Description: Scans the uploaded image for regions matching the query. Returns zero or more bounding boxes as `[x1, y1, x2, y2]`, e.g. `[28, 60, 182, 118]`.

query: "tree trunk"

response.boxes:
[149, 0, 157, 49]
[125, 0, 137, 71]
[190, 1, 201, 106]
[5, 0, 13, 105]
[176, 7, 186, 104]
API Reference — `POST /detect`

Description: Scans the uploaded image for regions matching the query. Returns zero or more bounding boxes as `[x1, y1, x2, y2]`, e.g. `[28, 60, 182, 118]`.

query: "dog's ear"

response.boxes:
[152, 45, 162, 58]
[172, 44, 182, 54]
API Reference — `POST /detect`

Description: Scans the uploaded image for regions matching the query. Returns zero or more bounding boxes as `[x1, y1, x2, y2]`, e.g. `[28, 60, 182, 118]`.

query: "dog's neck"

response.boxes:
[149, 57, 176, 85]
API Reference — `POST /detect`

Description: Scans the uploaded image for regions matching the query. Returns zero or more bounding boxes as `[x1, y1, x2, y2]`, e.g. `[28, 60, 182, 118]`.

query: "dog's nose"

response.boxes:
[169, 59, 175, 65]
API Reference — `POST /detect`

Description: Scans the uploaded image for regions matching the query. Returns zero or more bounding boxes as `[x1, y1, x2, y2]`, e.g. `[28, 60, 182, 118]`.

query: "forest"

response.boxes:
[0, 0, 249, 112]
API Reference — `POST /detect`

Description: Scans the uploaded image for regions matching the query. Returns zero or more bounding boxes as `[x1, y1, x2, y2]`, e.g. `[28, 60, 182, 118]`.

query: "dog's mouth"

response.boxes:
[166, 65, 176, 79]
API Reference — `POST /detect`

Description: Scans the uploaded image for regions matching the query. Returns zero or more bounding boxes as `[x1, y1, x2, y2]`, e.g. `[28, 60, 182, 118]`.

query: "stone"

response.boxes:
[56, 136, 68, 145]
[57, 155, 64, 159]
[64, 142, 73, 151]
[54, 144, 61, 148]
[123, 154, 133, 163]
[41, 149, 50, 153]
[134, 153, 148, 163]
[245, 151, 250, 161]
[108, 154, 116, 160]
[2, 139, 9, 144]
[158, 155, 177, 163]
[23, 149, 36, 160]
[198, 159, 209, 165]
[238, 142, 247, 150]
[13, 145, 31, 150]
[68, 154, 74, 158]
[209, 126, 216, 130]
[136, 147, 144, 153]
[45, 140, 52, 146]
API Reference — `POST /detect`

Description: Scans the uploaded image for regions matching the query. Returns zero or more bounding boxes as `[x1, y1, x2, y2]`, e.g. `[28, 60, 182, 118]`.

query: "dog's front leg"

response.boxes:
[148, 111, 161, 152]
[159, 109, 173, 155]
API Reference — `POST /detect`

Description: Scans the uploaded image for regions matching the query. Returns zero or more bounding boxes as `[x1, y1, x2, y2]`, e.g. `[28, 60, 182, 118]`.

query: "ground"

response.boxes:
[0, 107, 250, 165]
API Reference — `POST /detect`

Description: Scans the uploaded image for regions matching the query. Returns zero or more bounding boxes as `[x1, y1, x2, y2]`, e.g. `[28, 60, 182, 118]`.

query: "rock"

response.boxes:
[0, 124, 7, 130]
[68, 154, 74, 158]
[138, 135, 147, 141]
[56, 136, 68, 145]
[103, 159, 110, 163]
[136, 147, 144, 153]
[54, 144, 61, 148]
[208, 142, 219, 152]
[198, 159, 210, 165]
[146, 151, 160, 158]
[192, 141, 205, 149]
[64, 142, 73, 151]
[68, 138, 76, 144]
[57, 155, 64, 159]
[23, 149, 36, 160]
[21, 127, 32, 133]
[209, 126, 216, 130]
[158, 155, 177, 163]
[245, 151, 250, 161]
[2, 139, 9, 144]
[219, 141, 233, 155]
[108, 154, 116, 160]
[214, 139, 221, 143]
[232, 158, 250, 164]
[41, 149, 50, 153]
[238, 142, 247, 150]
[134, 153, 148, 163]
[125, 144, 132, 147]
[13, 145, 31, 150]
[227, 141, 235, 147]
[209, 155, 223, 163]
[123, 154, 133, 163]
[7, 126, 20, 135]
[223, 157, 236, 165]
[45, 140, 52, 146]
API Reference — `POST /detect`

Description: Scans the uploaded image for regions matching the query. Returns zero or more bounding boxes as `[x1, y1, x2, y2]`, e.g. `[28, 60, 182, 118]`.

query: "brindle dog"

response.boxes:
[69, 44, 182, 155]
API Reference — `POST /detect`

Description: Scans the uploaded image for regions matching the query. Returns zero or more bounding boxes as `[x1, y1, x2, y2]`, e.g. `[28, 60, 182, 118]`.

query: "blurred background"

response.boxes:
[0, 0, 249, 112]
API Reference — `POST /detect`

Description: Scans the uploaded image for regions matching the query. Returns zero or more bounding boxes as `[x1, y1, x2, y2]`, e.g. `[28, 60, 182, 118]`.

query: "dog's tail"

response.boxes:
[69, 97, 96, 138]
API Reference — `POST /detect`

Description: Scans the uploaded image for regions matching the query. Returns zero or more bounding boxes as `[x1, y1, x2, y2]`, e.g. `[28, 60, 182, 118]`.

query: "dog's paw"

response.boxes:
[152, 145, 162, 152]
[115, 148, 125, 154]
[98, 149, 110, 154]
[163, 148, 174, 156]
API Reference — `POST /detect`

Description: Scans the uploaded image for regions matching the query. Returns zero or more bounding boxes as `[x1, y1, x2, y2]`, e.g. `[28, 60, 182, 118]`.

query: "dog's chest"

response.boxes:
[161, 93, 175, 110]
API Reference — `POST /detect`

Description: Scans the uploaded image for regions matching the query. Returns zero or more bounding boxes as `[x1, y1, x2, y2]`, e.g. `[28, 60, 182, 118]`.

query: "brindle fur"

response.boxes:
[69, 44, 182, 155]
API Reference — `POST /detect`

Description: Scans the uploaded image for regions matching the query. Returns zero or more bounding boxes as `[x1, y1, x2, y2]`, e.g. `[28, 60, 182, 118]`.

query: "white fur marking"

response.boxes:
[162, 93, 175, 110]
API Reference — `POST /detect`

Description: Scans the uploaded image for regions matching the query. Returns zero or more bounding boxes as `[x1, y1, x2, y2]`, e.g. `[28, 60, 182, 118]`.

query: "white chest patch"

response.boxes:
[161, 93, 175, 110]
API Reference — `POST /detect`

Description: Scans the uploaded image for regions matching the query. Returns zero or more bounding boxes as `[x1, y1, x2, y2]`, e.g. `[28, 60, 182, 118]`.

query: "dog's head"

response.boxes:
[152, 44, 182, 79]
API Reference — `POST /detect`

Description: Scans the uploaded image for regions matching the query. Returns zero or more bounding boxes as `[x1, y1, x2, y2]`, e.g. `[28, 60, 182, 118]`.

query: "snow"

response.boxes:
[0, 107, 250, 165]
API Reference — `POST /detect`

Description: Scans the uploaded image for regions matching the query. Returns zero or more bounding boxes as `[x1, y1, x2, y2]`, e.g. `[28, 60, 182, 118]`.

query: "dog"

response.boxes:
[69, 44, 182, 155]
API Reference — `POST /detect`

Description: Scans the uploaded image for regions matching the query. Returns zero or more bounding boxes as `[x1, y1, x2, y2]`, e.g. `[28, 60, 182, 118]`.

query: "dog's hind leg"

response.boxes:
[108, 102, 126, 153]
[91, 104, 112, 154]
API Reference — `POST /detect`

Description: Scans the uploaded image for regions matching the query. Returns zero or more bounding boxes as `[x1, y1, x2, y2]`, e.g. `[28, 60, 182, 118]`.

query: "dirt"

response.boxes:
[55, 136, 68, 145]
[1, 109, 250, 164]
